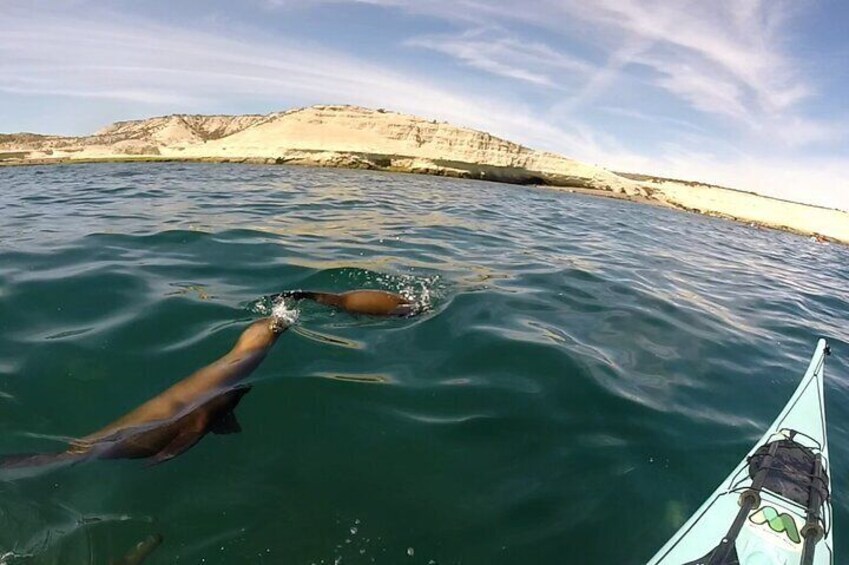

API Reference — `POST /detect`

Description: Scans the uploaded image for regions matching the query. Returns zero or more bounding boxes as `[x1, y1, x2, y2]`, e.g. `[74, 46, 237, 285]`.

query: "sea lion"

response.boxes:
[271, 289, 416, 317]
[110, 533, 163, 565]
[0, 316, 289, 475]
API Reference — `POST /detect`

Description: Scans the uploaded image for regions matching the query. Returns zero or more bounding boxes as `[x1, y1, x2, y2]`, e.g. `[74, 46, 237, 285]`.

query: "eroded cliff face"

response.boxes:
[93, 114, 268, 143]
[0, 105, 643, 196]
[210, 106, 547, 165]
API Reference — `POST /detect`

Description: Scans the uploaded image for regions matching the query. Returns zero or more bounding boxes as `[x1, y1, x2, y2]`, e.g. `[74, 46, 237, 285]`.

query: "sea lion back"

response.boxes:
[339, 290, 412, 316]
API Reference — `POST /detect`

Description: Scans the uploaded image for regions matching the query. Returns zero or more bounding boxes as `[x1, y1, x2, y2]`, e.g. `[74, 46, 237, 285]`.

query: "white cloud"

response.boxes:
[600, 106, 707, 134]
[0, 84, 198, 105]
[651, 61, 750, 121]
[406, 28, 591, 88]
[581, 2, 840, 145]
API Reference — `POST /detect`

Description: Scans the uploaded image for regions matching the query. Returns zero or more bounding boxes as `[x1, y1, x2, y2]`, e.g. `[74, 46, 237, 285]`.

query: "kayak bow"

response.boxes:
[648, 339, 833, 565]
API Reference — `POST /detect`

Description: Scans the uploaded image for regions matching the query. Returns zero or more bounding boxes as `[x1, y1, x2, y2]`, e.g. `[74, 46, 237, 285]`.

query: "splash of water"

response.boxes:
[271, 297, 300, 326]
[366, 271, 442, 314]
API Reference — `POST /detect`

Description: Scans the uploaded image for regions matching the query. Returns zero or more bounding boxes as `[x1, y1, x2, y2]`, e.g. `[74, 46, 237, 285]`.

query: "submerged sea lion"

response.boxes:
[111, 533, 163, 565]
[271, 289, 416, 317]
[0, 316, 289, 475]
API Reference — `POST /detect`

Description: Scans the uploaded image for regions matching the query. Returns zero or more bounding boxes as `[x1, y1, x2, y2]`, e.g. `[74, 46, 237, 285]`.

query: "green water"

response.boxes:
[0, 163, 847, 564]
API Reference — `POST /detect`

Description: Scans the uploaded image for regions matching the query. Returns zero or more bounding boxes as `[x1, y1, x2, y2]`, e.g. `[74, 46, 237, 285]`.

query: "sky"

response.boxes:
[1, 0, 847, 209]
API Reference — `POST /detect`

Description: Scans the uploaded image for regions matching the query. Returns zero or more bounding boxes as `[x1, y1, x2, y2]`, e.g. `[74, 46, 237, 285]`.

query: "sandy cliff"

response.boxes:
[2, 105, 846, 243]
[0, 105, 642, 196]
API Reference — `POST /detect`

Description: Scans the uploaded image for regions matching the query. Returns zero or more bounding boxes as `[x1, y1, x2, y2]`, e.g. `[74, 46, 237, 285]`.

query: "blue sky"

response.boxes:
[2, 0, 847, 209]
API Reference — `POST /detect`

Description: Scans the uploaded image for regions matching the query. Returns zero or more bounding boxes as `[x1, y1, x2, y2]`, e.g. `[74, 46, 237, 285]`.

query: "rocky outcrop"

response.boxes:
[0, 105, 644, 196]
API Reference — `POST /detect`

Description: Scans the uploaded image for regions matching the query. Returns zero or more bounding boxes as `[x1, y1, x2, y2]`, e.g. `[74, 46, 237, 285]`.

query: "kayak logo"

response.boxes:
[749, 506, 801, 544]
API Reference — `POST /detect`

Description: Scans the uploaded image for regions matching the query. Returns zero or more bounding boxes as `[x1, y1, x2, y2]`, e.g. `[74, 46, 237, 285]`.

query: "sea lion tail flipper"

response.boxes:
[146, 430, 204, 466]
[0, 451, 84, 479]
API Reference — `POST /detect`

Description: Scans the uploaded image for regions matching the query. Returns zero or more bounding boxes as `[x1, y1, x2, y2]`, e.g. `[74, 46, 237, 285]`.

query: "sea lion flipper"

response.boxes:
[0, 451, 84, 479]
[146, 430, 203, 466]
[210, 410, 242, 435]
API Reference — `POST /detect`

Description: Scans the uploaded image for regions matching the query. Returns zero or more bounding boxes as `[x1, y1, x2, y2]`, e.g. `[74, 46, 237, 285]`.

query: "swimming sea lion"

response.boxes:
[0, 316, 289, 475]
[110, 533, 163, 565]
[271, 290, 416, 317]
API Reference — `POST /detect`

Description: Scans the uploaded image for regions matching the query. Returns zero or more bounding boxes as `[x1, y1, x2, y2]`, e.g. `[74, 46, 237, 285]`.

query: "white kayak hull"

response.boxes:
[648, 339, 833, 564]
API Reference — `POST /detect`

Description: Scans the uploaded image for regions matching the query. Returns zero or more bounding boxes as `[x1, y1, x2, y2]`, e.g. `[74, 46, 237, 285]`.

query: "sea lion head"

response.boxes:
[234, 317, 290, 352]
[268, 315, 291, 334]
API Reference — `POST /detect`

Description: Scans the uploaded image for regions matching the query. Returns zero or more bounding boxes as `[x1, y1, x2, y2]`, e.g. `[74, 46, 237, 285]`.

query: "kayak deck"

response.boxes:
[648, 339, 833, 564]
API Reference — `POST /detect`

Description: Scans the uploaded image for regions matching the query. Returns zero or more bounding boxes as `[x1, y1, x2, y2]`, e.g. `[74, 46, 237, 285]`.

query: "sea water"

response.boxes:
[0, 163, 847, 564]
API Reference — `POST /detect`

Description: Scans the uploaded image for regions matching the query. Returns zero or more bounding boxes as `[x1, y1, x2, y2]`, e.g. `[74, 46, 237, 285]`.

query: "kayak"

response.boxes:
[648, 339, 833, 564]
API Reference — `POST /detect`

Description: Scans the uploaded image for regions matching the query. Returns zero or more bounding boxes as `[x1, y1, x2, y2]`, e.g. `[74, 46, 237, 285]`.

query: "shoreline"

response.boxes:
[2, 105, 846, 246]
[2, 155, 843, 246]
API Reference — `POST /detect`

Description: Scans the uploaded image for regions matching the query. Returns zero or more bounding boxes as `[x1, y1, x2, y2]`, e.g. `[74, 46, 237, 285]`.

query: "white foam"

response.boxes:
[271, 297, 300, 326]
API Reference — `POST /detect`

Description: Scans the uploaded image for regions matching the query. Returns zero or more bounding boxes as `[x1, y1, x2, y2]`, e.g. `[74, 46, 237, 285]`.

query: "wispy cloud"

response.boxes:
[600, 106, 707, 134]
[581, 2, 839, 145]
[406, 28, 591, 88]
